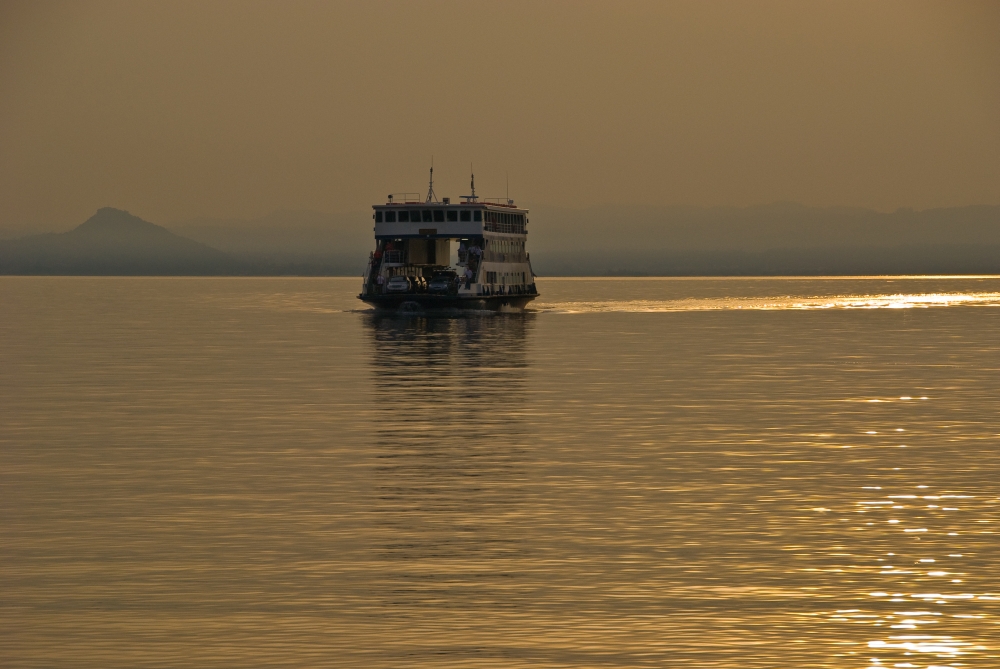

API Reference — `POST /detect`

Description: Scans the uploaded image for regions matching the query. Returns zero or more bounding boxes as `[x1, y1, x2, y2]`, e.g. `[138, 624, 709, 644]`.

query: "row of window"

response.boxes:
[484, 212, 525, 226]
[376, 209, 483, 223]
[484, 211, 526, 234]
[374, 209, 528, 228]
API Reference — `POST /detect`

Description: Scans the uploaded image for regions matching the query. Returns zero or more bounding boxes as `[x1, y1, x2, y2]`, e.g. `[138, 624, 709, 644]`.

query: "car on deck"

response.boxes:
[385, 275, 411, 293]
[428, 271, 457, 294]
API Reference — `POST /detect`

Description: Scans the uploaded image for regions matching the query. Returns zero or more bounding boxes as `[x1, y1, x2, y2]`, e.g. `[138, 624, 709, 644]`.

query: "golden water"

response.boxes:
[3, 276, 999, 667]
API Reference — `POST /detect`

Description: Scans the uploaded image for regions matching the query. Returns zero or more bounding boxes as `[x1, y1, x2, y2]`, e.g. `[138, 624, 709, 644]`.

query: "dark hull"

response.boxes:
[359, 293, 537, 311]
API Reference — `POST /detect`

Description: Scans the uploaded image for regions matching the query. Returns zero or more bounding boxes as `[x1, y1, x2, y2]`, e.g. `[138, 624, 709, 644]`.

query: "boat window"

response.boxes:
[446, 210, 458, 222]
[385, 211, 396, 222]
[474, 211, 482, 222]
[398, 210, 409, 222]
[433, 210, 444, 222]
[460, 210, 471, 222]
[422, 210, 433, 223]
[410, 210, 421, 222]
[375, 211, 383, 222]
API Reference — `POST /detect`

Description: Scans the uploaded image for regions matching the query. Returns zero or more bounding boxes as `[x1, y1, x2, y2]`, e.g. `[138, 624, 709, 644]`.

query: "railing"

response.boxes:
[459, 254, 484, 293]
[482, 198, 517, 207]
[383, 250, 404, 264]
[362, 253, 374, 295]
[484, 221, 527, 234]
[386, 193, 422, 204]
[484, 251, 527, 263]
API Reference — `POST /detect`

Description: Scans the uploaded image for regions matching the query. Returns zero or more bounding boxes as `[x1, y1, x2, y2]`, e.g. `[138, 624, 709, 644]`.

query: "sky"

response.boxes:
[1, 0, 998, 230]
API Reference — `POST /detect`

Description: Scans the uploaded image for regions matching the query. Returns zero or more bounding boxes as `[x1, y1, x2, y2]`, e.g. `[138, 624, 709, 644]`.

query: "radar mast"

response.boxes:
[425, 158, 439, 203]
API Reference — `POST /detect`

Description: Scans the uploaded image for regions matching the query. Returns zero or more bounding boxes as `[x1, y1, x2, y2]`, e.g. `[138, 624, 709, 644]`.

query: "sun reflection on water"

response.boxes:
[536, 292, 1000, 313]
[806, 478, 999, 668]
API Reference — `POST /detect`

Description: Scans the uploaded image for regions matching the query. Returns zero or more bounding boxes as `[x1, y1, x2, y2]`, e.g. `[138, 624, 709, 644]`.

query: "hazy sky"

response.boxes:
[2, 0, 998, 229]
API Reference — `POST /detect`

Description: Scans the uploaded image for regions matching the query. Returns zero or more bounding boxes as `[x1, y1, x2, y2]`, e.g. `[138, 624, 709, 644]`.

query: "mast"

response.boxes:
[425, 158, 438, 203]
[461, 165, 478, 203]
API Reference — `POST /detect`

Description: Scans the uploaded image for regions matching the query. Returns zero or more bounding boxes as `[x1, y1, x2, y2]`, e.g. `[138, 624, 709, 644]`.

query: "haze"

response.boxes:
[1, 0, 998, 232]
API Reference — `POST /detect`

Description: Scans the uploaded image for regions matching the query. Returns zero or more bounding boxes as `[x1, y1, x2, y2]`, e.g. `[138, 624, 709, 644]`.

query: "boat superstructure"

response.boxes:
[359, 171, 537, 310]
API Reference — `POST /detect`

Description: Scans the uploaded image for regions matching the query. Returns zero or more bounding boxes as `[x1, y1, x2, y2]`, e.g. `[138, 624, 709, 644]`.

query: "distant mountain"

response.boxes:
[0, 208, 238, 275]
[168, 209, 369, 276]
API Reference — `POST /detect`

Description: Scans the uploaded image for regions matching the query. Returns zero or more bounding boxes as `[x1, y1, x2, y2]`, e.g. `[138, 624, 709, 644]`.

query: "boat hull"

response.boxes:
[359, 293, 537, 311]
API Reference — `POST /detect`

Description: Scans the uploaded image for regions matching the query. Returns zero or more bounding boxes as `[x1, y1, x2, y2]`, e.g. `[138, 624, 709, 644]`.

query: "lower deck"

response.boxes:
[359, 291, 537, 311]
[361, 234, 537, 308]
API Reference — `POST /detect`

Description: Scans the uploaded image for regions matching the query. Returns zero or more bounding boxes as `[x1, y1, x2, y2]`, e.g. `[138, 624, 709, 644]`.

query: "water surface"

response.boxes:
[3, 276, 999, 667]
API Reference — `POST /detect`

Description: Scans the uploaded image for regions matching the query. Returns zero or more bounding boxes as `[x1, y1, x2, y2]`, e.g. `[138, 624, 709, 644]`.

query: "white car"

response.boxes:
[385, 275, 411, 293]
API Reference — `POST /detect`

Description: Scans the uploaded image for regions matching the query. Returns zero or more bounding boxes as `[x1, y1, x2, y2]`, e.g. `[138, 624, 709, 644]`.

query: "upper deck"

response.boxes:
[373, 196, 528, 239]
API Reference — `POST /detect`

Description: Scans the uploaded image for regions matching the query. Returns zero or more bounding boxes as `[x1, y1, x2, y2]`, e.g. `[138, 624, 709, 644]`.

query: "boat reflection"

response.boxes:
[362, 312, 535, 567]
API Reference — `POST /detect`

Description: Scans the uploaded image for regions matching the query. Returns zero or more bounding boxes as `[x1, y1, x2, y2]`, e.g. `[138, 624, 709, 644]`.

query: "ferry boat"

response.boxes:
[359, 168, 538, 310]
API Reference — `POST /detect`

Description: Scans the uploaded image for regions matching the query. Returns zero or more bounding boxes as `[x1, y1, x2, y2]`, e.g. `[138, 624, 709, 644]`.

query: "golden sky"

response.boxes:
[1, 0, 998, 228]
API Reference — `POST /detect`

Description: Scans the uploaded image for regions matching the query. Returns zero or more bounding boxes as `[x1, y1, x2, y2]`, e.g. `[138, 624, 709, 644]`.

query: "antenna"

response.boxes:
[461, 163, 478, 203]
[425, 157, 438, 203]
[506, 172, 512, 205]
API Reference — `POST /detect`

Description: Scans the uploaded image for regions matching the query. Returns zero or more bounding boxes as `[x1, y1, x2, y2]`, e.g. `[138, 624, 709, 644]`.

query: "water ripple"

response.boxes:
[2, 276, 999, 667]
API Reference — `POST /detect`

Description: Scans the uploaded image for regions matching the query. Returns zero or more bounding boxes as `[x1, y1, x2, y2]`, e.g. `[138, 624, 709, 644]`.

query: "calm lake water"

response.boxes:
[3, 276, 999, 668]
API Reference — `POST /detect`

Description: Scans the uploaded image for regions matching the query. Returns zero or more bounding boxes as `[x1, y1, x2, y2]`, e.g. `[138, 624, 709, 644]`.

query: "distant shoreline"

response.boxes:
[5, 204, 999, 278]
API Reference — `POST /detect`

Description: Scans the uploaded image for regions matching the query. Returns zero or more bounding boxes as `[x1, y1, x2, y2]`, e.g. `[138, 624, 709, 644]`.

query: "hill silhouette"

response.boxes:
[0, 208, 238, 275]
[2, 203, 999, 276]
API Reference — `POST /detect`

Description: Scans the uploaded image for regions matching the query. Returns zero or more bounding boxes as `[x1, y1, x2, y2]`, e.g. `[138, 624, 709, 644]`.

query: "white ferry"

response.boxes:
[359, 169, 538, 310]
